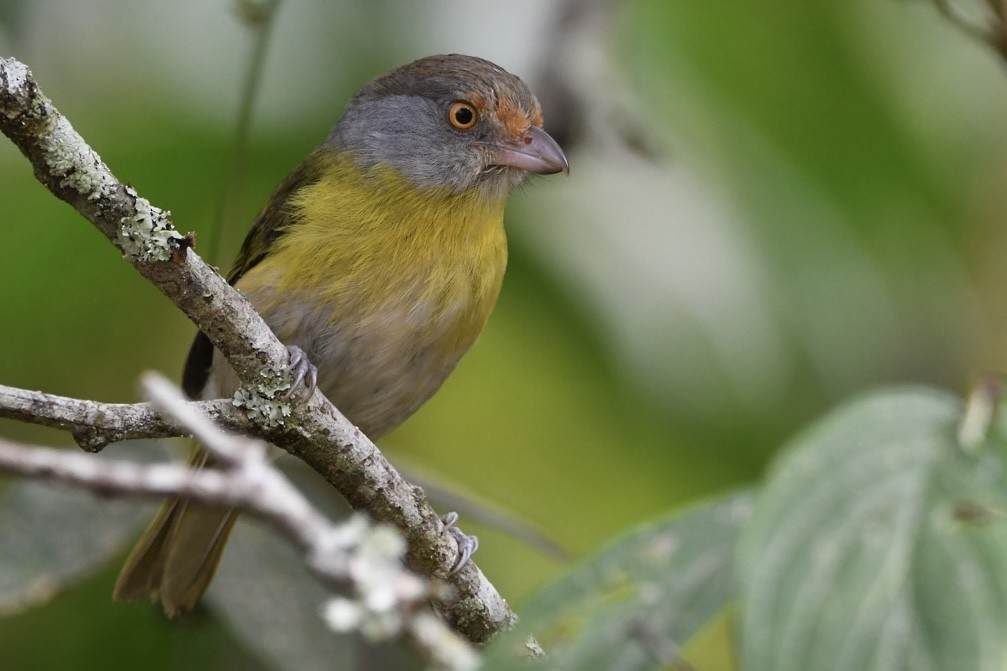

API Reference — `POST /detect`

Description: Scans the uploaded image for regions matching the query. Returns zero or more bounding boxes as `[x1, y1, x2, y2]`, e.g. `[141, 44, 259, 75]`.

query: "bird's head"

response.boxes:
[329, 54, 569, 200]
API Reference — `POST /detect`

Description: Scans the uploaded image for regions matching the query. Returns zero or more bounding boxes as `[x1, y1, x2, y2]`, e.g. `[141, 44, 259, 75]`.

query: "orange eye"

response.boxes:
[448, 101, 478, 129]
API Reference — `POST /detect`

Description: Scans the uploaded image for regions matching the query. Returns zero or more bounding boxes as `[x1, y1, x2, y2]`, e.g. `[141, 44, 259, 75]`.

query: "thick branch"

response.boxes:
[0, 56, 512, 642]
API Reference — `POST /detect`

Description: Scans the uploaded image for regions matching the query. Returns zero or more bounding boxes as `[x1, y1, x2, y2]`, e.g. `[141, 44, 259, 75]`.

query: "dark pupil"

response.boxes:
[454, 106, 474, 125]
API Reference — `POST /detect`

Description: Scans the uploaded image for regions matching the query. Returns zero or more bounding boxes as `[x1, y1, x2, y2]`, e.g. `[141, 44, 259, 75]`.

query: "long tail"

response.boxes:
[112, 451, 238, 617]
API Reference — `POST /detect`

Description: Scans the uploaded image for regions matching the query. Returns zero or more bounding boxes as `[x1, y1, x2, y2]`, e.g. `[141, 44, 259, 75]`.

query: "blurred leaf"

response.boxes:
[0, 442, 155, 615]
[739, 387, 1007, 671]
[483, 491, 753, 670]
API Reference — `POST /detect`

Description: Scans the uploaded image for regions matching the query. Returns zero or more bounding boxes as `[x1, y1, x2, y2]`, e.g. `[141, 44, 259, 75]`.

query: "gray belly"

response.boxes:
[209, 293, 473, 439]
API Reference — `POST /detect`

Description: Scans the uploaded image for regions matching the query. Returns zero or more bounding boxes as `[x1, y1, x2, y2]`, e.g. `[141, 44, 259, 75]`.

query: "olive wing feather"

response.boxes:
[181, 152, 328, 398]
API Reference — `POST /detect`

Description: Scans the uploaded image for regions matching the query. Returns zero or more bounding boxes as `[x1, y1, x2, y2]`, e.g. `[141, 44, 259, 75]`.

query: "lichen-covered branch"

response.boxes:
[0, 373, 479, 671]
[0, 56, 512, 643]
[0, 383, 250, 451]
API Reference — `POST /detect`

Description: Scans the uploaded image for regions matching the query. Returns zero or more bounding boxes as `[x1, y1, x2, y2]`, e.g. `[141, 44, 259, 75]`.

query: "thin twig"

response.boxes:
[934, 0, 1007, 61]
[534, 0, 663, 160]
[628, 619, 696, 671]
[984, 0, 1007, 24]
[207, 0, 283, 265]
[936, 0, 997, 41]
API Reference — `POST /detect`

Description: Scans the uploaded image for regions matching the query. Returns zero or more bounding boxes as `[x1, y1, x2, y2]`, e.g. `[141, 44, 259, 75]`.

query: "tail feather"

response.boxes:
[159, 501, 239, 616]
[111, 497, 179, 602]
[113, 450, 239, 617]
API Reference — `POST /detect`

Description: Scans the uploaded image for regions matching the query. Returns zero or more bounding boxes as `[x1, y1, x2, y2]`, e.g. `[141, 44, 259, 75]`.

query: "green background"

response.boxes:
[2, 0, 1007, 668]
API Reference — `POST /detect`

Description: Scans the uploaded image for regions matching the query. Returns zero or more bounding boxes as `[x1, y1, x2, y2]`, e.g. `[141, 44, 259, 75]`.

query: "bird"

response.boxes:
[112, 53, 569, 616]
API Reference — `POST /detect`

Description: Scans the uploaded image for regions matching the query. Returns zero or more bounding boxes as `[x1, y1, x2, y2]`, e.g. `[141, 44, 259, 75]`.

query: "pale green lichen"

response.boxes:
[39, 115, 115, 201]
[117, 195, 183, 262]
[3, 58, 30, 92]
[319, 517, 423, 643]
[232, 366, 295, 428]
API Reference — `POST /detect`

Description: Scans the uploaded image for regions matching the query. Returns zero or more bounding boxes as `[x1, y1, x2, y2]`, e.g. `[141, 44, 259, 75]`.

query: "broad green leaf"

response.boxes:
[0, 442, 155, 615]
[739, 387, 1007, 671]
[483, 491, 752, 670]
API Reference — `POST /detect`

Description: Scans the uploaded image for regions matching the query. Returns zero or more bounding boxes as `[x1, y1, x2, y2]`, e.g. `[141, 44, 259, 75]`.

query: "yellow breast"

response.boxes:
[230, 152, 509, 437]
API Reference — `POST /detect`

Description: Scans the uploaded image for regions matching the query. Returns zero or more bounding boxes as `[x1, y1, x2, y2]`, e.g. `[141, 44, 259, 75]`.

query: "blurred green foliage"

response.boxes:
[2, 0, 1007, 668]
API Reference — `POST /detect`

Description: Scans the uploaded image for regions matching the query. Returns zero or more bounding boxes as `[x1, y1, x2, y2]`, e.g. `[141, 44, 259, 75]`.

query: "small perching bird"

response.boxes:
[113, 53, 569, 616]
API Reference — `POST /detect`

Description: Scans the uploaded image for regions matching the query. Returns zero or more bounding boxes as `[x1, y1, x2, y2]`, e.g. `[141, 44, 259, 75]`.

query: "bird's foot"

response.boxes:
[442, 511, 479, 574]
[284, 345, 318, 399]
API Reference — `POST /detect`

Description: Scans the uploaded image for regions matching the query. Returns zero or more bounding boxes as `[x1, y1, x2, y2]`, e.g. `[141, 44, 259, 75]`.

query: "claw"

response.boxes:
[442, 512, 479, 574]
[284, 345, 318, 399]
